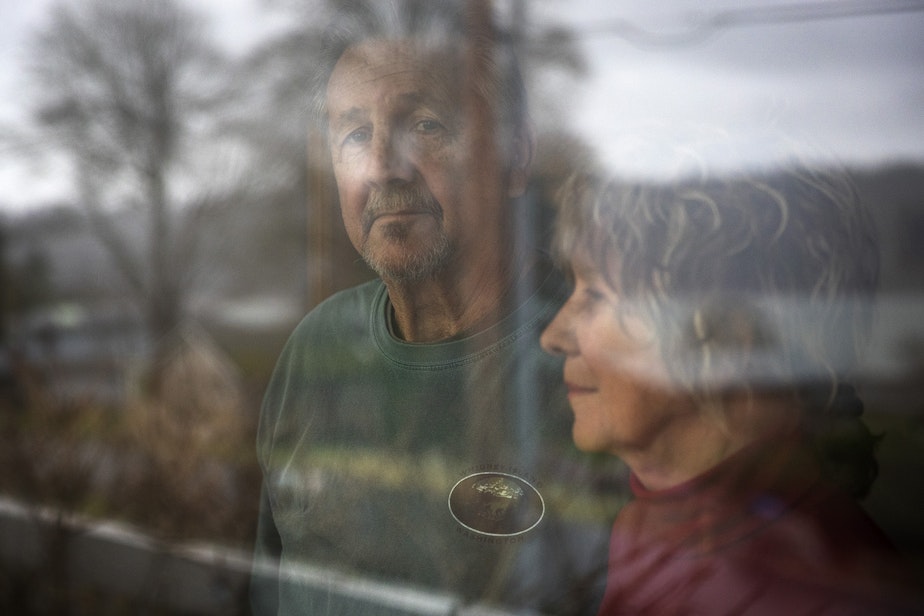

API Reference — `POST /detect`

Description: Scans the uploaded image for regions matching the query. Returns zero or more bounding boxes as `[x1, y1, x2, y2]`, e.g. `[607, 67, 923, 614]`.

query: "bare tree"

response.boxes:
[26, 0, 236, 389]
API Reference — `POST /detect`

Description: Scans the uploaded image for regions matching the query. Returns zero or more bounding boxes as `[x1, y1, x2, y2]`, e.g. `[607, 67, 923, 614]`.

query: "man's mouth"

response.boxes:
[365, 208, 434, 234]
[373, 209, 431, 220]
[362, 186, 442, 234]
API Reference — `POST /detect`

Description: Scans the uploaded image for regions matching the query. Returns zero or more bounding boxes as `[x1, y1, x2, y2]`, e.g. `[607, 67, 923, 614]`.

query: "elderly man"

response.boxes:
[251, 3, 611, 614]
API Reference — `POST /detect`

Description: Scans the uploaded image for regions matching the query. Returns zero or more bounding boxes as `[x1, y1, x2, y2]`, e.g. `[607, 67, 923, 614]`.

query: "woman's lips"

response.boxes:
[565, 382, 596, 396]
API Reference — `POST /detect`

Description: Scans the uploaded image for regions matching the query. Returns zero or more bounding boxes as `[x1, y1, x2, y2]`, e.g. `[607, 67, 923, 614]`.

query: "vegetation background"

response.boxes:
[1, 0, 922, 614]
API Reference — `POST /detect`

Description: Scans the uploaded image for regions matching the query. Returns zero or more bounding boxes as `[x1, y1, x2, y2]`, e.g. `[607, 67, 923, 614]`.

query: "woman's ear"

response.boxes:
[690, 301, 772, 387]
[507, 123, 536, 198]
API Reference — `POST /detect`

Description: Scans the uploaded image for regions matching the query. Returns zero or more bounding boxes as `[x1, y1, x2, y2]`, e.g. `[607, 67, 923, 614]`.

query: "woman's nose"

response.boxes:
[540, 300, 577, 357]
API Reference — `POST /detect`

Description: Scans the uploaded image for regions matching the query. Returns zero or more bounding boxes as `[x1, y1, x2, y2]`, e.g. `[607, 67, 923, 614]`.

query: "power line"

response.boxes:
[573, 0, 924, 48]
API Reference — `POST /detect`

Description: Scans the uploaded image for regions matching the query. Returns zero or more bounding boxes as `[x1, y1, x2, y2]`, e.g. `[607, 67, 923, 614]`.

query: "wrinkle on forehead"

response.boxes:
[326, 40, 463, 120]
[332, 39, 457, 84]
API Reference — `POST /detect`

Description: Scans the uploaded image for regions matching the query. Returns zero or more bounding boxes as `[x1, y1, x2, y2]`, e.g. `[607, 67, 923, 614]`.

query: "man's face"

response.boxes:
[325, 39, 519, 282]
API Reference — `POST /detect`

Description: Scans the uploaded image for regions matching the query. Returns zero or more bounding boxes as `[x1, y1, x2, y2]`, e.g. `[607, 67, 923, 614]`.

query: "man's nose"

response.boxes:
[367, 130, 414, 187]
[540, 302, 577, 357]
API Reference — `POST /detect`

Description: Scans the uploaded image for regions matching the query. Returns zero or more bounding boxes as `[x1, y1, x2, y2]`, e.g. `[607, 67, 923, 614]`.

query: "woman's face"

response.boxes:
[540, 251, 696, 456]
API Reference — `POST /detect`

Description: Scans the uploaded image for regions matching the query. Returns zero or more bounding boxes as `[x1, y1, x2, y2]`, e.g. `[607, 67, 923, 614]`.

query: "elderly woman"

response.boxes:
[540, 167, 919, 614]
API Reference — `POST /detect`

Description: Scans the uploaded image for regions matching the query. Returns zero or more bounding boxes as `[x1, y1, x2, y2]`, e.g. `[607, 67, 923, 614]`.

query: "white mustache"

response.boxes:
[362, 186, 442, 234]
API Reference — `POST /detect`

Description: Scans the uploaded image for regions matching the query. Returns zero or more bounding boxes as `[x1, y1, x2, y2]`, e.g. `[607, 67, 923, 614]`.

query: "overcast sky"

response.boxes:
[2, 0, 923, 212]
[538, 0, 924, 175]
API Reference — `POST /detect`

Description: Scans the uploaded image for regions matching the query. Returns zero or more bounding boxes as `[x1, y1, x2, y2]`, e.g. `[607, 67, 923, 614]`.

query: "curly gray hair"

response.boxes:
[553, 164, 881, 496]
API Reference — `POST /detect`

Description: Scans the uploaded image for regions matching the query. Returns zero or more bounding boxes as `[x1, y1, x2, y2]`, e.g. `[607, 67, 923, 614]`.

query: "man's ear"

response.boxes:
[507, 123, 536, 198]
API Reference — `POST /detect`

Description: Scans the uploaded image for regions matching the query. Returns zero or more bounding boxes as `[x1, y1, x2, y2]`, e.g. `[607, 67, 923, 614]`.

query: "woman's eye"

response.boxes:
[572, 284, 606, 312]
[583, 288, 605, 305]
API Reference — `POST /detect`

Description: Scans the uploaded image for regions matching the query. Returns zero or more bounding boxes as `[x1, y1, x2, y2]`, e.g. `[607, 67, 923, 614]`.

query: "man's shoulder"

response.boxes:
[295, 279, 384, 330]
[313, 278, 384, 310]
[270, 280, 385, 363]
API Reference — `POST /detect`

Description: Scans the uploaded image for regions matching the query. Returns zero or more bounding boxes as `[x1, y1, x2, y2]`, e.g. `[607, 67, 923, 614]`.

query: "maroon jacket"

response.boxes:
[597, 438, 921, 615]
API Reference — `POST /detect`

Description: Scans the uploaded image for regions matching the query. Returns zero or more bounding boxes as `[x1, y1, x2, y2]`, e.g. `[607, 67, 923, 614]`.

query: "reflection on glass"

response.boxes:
[541, 164, 922, 613]
[1, 1, 922, 615]
[251, 2, 613, 615]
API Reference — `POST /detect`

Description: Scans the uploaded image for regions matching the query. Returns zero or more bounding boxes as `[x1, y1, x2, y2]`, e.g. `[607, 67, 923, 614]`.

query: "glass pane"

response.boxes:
[1, 1, 922, 614]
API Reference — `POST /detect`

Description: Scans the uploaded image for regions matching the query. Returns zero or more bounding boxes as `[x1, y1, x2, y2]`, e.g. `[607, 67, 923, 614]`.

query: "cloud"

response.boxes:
[560, 2, 924, 174]
[3, 0, 923, 210]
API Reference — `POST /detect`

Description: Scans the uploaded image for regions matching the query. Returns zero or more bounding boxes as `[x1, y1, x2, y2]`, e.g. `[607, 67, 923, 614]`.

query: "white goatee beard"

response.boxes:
[361, 185, 451, 282]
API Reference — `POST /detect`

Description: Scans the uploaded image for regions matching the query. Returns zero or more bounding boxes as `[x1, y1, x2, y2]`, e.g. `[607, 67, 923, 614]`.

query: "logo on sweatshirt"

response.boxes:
[448, 472, 544, 537]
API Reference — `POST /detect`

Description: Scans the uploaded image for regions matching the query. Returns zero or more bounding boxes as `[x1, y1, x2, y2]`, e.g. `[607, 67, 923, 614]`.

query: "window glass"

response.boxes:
[1, 1, 921, 614]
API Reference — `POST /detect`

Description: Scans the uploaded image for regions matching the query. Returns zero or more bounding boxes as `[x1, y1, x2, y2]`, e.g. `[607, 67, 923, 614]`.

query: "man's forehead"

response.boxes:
[333, 39, 460, 83]
[326, 39, 463, 113]
[344, 38, 460, 64]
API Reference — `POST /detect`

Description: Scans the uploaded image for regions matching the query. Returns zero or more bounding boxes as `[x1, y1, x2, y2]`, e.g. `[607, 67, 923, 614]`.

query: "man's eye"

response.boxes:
[344, 128, 371, 145]
[414, 119, 443, 134]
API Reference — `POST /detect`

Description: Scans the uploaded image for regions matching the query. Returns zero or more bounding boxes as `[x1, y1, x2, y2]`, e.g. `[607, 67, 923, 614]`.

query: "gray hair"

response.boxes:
[307, 0, 529, 144]
[554, 166, 878, 390]
[553, 164, 882, 496]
